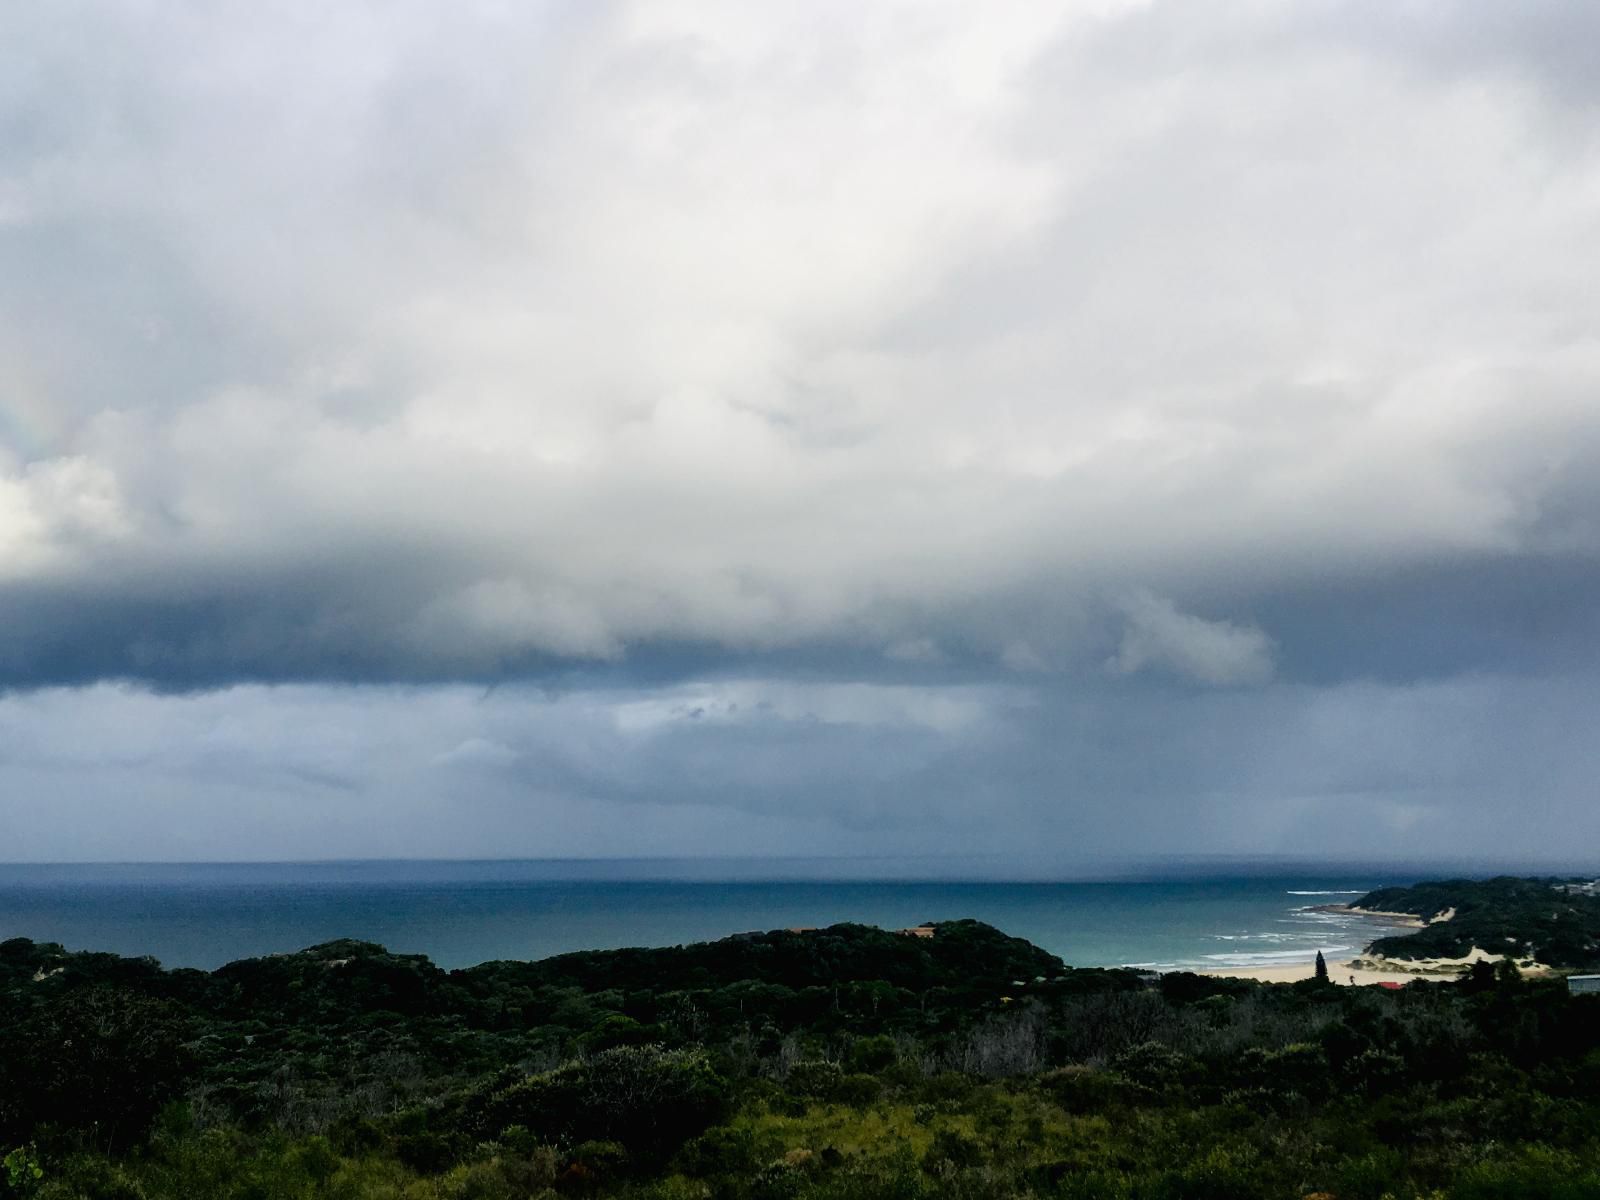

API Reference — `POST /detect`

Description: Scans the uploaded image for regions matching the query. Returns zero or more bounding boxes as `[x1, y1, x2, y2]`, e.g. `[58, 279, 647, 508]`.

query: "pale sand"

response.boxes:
[1198, 959, 1458, 986]
[1197, 904, 1554, 985]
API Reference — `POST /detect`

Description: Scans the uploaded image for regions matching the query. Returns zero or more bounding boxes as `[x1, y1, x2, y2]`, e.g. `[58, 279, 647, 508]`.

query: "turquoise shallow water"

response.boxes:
[0, 859, 1410, 971]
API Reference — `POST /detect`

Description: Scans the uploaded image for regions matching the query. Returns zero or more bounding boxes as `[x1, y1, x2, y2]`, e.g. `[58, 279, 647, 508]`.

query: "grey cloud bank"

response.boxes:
[3, 674, 1596, 865]
[0, 2, 1596, 861]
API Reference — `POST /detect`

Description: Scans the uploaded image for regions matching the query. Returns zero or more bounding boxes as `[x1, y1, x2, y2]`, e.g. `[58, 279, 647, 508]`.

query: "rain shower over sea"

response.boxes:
[0, 859, 1417, 972]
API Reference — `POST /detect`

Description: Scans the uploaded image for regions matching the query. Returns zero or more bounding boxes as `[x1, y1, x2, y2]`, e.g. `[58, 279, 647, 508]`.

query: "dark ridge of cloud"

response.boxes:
[6, 547, 1597, 694]
[1248, 555, 1600, 686]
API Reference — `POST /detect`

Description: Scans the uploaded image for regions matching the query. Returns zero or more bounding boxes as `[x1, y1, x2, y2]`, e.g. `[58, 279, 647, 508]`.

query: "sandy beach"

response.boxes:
[1199, 959, 1458, 986]
[1191, 900, 1464, 984]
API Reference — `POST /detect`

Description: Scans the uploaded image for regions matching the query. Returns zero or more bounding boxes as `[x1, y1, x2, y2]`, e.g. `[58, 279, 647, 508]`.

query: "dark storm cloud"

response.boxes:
[1, 2, 1597, 859]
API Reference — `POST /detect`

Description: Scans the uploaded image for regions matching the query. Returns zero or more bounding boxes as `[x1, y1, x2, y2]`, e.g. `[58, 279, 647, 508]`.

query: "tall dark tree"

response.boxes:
[0, 986, 192, 1150]
[1314, 951, 1329, 982]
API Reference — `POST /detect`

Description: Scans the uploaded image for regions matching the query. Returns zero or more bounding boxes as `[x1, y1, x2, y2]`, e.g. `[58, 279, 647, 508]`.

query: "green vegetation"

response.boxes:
[4, 900, 1600, 1198]
[1354, 877, 1600, 969]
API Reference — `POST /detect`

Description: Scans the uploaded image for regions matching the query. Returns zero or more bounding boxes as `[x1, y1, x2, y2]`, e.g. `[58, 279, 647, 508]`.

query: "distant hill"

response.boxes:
[0, 919, 1097, 1127]
[1352, 876, 1600, 970]
[2, 917, 1075, 1035]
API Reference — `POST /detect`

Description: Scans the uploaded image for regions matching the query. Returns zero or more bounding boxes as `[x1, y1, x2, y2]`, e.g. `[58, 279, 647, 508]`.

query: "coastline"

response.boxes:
[1301, 901, 1425, 929]
[1198, 958, 1459, 986]
[1195, 901, 1452, 984]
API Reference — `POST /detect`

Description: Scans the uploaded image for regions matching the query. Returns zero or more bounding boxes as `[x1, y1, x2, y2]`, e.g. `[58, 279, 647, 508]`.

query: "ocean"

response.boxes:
[0, 858, 1414, 972]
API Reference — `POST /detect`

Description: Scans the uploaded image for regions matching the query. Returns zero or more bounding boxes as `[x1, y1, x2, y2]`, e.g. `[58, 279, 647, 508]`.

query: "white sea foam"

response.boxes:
[1215, 930, 1336, 942]
[1285, 889, 1365, 895]
[1199, 945, 1356, 967]
[1289, 916, 1361, 924]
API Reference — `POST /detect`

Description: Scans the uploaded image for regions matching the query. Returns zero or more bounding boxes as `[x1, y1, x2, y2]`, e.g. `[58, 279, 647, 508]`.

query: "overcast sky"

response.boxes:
[2, 1, 1597, 865]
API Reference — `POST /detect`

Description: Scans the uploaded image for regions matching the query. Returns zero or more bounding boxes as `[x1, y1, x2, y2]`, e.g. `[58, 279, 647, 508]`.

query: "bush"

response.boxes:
[786, 1061, 843, 1099]
[1155, 1144, 1270, 1200]
[847, 1035, 899, 1074]
[1040, 1066, 1149, 1114]
[918, 1073, 978, 1106]
[289, 1137, 339, 1186]
[1332, 1148, 1408, 1200]
[328, 1115, 383, 1155]
[0, 990, 192, 1149]
[923, 1129, 984, 1171]
[498, 1146, 561, 1193]
[1343, 1049, 1408, 1095]
[749, 1159, 808, 1200]
[1451, 1146, 1600, 1200]
[1109, 1042, 1198, 1090]
[834, 1074, 883, 1106]
[674, 1125, 759, 1177]
[780, 1062, 880, 1105]
[570, 1140, 628, 1182]
[36, 1160, 143, 1200]
[582, 1015, 657, 1053]
[463, 1045, 728, 1160]
[432, 1150, 565, 1200]
[1, 1148, 44, 1200]
[395, 1130, 457, 1174]
[1263, 1043, 1329, 1093]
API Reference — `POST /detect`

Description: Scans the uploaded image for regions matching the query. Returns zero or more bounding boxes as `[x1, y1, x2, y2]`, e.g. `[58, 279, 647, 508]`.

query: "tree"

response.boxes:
[462, 1045, 728, 1160]
[0, 987, 191, 1150]
[1314, 952, 1329, 983]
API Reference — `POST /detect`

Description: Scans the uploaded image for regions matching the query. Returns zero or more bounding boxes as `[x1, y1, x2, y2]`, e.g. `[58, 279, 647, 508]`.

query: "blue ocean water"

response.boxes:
[0, 859, 1411, 972]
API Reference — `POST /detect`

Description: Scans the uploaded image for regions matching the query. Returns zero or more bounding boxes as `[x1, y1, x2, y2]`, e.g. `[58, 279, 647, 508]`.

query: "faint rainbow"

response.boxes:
[0, 384, 68, 462]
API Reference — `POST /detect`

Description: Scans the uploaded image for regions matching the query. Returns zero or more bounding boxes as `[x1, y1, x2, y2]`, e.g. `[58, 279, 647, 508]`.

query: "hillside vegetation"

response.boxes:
[1354, 876, 1600, 969]
[3, 908, 1600, 1198]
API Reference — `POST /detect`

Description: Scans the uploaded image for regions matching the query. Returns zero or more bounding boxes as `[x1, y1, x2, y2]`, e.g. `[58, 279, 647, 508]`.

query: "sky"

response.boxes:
[1, 1, 1598, 865]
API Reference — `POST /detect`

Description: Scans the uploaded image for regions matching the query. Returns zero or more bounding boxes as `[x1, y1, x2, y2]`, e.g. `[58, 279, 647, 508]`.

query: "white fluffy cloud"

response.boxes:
[1109, 591, 1274, 686]
[2, 1, 1598, 686]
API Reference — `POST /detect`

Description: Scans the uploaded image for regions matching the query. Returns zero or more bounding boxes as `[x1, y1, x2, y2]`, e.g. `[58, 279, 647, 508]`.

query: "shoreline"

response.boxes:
[1193, 902, 1452, 984]
[1301, 901, 1425, 929]
[1196, 958, 1459, 986]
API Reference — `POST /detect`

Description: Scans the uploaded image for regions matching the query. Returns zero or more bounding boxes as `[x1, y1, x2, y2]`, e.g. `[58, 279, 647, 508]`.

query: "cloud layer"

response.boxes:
[1, 2, 1596, 859]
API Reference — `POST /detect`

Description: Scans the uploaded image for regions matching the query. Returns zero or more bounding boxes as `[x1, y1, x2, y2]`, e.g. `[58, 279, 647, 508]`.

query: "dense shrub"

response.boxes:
[847, 1036, 898, 1074]
[785, 1061, 844, 1099]
[1039, 1065, 1149, 1114]
[673, 1125, 760, 1177]
[0, 989, 191, 1149]
[34, 1158, 144, 1200]
[833, 1074, 883, 1106]
[923, 1129, 983, 1171]
[395, 1129, 456, 1174]
[463, 1046, 727, 1159]
[1109, 1041, 1198, 1090]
